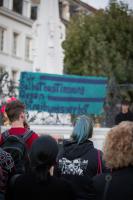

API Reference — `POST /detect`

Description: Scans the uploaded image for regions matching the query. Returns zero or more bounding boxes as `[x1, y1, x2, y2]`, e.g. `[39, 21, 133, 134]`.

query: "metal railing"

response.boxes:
[0, 72, 71, 126]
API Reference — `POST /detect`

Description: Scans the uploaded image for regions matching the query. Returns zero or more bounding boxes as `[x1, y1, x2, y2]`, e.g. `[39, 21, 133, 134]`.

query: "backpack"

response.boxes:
[0, 166, 8, 200]
[0, 165, 8, 190]
[1, 129, 33, 174]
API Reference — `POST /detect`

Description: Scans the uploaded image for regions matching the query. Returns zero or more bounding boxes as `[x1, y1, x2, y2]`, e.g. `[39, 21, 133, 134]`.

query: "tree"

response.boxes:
[63, 0, 133, 126]
[63, 0, 133, 84]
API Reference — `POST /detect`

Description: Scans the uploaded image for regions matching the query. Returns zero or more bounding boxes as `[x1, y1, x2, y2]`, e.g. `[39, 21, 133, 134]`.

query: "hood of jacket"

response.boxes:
[61, 139, 94, 160]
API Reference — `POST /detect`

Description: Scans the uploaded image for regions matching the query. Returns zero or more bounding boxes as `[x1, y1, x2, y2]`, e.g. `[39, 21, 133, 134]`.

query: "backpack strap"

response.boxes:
[2, 129, 33, 143]
[2, 130, 10, 143]
[10, 174, 21, 188]
[102, 174, 112, 200]
[22, 129, 34, 142]
[97, 150, 102, 175]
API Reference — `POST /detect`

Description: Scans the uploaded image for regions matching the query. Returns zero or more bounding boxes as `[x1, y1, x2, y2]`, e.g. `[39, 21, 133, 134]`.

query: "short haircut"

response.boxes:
[5, 100, 25, 122]
[30, 135, 58, 168]
[71, 115, 93, 144]
[30, 135, 58, 182]
[103, 121, 133, 169]
[121, 100, 130, 106]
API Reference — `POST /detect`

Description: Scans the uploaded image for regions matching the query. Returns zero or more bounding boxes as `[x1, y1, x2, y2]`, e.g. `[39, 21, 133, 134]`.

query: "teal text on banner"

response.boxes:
[19, 72, 107, 115]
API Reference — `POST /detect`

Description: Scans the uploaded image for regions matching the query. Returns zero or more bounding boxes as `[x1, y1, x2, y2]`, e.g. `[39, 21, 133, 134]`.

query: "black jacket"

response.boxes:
[93, 166, 133, 200]
[115, 111, 133, 125]
[56, 139, 105, 177]
[62, 174, 96, 200]
[6, 173, 75, 200]
[55, 140, 106, 200]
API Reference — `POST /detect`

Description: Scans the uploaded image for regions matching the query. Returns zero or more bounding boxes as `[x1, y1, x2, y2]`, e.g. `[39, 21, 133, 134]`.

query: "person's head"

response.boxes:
[30, 135, 58, 181]
[5, 100, 25, 124]
[71, 115, 93, 144]
[121, 100, 130, 113]
[103, 121, 133, 169]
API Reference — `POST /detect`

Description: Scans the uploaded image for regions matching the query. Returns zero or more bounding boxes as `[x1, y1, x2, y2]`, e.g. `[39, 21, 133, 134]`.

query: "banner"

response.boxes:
[19, 72, 107, 115]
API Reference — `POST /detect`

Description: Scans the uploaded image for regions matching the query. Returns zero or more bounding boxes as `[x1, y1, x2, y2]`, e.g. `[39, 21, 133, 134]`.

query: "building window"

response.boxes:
[12, 70, 18, 82]
[35, 68, 40, 72]
[59, 2, 63, 18]
[12, 32, 19, 56]
[0, 27, 6, 52]
[60, 1, 70, 21]
[70, 4, 79, 17]
[25, 37, 32, 60]
[31, 6, 38, 20]
[13, 0, 23, 14]
[0, 66, 5, 75]
[0, 0, 3, 7]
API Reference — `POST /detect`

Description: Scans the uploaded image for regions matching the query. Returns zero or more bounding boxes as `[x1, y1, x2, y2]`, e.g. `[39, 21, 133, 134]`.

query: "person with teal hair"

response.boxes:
[71, 115, 93, 144]
[55, 115, 106, 200]
[56, 115, 105, 178]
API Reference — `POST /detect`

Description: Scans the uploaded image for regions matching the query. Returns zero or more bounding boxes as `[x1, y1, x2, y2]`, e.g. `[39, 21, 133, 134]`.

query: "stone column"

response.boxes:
[3, 0, 13, 10]
[33, 0, 64, 74]
[23, 0, 31, 18]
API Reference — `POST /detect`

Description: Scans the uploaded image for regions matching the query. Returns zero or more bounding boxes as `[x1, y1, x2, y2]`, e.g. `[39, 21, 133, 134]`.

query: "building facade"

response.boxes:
[33, 0, 97, 74]
[0, 0, 97, 125]
[32, 0, 65, 74]
[0, 0, 97, 80]
[0, 0, 33, 82]
[59, 0, 97, 22]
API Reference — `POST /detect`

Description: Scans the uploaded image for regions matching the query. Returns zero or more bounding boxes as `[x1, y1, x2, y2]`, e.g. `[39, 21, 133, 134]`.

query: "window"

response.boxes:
[12, 32, 19, 56]
[0, 0, 3, 7]
[25, 37, 32, 60]
[13, 0, 23, 14]
[0, 27, 6, 52]
[12, 70, 18, 82]
[61, 1, 70, 21]
[31, 6, 38, 20]
[70, 4, 79, 17]
[59, 2, 63, 18]
[0, 66, 5, 75]
[35, 68, 40, 72]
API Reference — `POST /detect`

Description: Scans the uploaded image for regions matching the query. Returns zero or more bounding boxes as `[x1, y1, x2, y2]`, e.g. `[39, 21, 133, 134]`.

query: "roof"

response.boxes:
[72, 0, 97, 12]
[32, 0, 97, 12]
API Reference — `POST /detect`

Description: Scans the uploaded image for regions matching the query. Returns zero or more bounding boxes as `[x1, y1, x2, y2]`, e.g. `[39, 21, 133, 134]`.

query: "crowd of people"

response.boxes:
[0, 99, 133, 200]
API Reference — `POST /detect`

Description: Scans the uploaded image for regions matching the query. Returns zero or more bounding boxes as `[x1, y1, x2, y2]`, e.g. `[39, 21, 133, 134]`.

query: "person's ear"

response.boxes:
[20, 112, 25, 120]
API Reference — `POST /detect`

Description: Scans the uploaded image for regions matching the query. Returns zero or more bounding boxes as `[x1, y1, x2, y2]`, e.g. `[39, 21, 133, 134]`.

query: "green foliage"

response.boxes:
[63, 1, 133, 84]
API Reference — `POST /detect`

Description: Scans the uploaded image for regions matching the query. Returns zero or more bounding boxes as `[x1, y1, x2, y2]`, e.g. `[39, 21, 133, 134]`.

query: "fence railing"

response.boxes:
[0, 72, 132, 127]
[0, 72, 71, 126]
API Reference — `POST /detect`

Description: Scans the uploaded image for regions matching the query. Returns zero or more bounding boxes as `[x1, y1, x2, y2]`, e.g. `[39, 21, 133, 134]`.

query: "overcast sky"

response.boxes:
[83, 0, 133, 9]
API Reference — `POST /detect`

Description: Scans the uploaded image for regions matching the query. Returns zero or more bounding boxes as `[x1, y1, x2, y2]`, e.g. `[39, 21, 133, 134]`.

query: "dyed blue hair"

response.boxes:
[71, 115, 93, 144]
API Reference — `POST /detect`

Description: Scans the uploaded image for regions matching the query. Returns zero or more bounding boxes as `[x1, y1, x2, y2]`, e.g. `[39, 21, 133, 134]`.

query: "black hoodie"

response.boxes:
[115, 111, 133, 125]
[56, 139, 104, 178]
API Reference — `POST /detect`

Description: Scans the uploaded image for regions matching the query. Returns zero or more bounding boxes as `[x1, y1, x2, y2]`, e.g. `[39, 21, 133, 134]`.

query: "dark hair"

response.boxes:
[5, 100, 25, 122]
[30, 135, 58, 182]
[23, 120, 29, 128]
[121, 100, 130, 106]
[71, 115, 93, 144]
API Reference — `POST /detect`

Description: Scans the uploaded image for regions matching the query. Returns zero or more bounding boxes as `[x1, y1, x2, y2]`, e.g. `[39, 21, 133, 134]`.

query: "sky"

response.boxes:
[83, 0, 133, 9]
